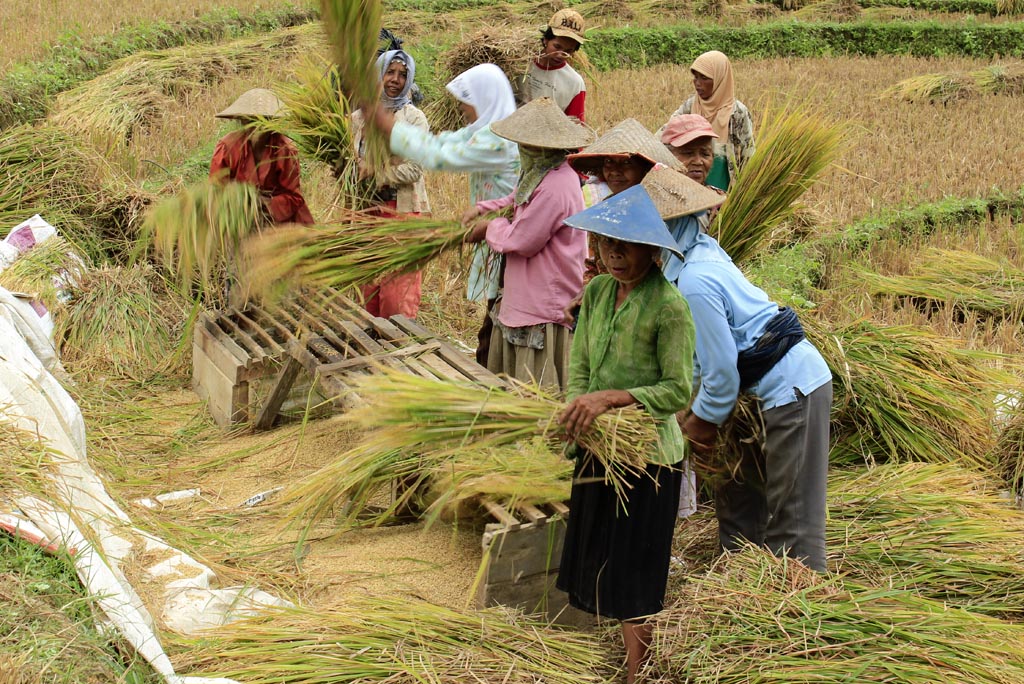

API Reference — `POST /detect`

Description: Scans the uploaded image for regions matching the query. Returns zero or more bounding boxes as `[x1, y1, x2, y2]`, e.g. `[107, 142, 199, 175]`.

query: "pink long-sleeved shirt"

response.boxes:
[476, 161, 585, 328]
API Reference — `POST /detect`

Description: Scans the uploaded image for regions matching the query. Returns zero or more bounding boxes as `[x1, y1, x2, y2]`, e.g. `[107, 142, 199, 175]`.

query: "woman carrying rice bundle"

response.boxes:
[369, 63, 519, 362]
[351, 49, 431, 318]
[210, 88, 314, 226]
[645, 166, 832, 573]
[462, 97, 594, 390]
[556, 185, 696, 684]
[660, 51, 755, 191]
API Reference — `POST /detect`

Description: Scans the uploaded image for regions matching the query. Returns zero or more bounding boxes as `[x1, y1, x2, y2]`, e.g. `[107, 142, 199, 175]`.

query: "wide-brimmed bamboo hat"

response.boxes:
[568, 118, 682, 175]
[640, 166, 726, 219]
[564, 185, 683, 259]
[215, 88, 285, 120]
[490, 97, 596, 149]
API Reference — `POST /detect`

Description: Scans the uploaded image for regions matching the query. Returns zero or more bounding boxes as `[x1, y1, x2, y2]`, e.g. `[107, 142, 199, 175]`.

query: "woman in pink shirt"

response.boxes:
[464, 97, 595, 391]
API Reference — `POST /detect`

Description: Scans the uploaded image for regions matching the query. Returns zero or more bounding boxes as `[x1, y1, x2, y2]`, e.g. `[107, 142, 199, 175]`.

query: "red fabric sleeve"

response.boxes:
[268, 138, 314, 225]
[564, 90, 586, 122]
[209, 138, 232, 181]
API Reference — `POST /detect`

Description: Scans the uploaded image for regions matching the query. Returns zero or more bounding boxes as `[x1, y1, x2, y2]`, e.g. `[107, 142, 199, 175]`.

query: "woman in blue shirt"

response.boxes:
[643, 166, 833, 572]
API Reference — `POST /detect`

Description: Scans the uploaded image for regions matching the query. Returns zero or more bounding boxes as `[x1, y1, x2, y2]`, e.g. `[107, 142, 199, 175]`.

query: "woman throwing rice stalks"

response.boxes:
[660, 51, 755, 192]
[351, 49, 431, 318]
[645, 166, 833, 573]
[210, 88, 314, 225]
[557, 185, 696, 684]
[368, 63, 519, 363]
[462, 97, 594, 390]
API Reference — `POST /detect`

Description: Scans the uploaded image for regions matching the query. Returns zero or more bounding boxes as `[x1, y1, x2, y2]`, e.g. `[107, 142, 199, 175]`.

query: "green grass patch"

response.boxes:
[0, 533, 160, 683]
[0, 4, 318, 129]
[585, 20, 1024, 69]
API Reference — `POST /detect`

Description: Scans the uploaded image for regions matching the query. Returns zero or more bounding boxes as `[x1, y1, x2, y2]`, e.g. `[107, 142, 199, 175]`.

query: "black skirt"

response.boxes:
[556, 453, 682, 621]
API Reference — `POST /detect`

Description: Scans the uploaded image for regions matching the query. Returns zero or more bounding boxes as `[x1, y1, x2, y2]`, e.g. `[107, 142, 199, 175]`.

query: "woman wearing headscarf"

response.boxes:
[557, 185, 696, 684]
[210, 88, 314, 226]
[660, 51, 755, 192]
[351, 49, 431, 318]
[369, 63, 519, 363]
[462, 97, 595, 391]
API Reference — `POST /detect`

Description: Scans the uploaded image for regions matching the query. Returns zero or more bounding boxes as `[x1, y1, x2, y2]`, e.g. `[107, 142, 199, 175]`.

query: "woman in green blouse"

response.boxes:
[558, 184, 696, 684]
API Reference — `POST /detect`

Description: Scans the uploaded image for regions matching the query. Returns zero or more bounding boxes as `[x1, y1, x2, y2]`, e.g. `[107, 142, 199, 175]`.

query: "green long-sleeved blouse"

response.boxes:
[567, 270, 696, 465]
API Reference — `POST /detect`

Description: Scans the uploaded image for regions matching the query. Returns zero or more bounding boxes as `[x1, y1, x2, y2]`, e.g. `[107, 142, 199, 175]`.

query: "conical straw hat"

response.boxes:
[564, 185, 683, 259]
[491, 97, 596, 149]
[568, 118, 681, 175]
[640, 166, 725, 219]
[216, 88, 285, 119]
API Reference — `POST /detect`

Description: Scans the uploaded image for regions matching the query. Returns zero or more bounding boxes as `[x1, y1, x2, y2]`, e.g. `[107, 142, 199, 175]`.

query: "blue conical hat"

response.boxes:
[564, 185, 683, 259]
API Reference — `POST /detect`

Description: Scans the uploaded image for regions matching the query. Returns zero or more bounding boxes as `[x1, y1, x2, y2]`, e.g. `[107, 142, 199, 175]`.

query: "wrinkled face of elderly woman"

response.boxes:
[597, 235, 657, 285]
[602, 155, 653, 196]
[668, 136, 714, 185]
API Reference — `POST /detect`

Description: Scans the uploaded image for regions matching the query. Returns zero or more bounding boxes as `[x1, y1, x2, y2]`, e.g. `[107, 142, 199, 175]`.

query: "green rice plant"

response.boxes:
[805, 317, 1008, 470]
[55, 264, 188, 380]
[48, 25, 316, 144]
[237, 210, 468, 302]
[829, 462, 1024, 617]
[851, 248, 1024, 320]
[176, 594, 612, 683]
[884, 72, 980, 103]
[141, 179, 263, 295]
[647, 547, 1024, 683]
[320, 0, 389, 174]
[710, 104, 846, 266]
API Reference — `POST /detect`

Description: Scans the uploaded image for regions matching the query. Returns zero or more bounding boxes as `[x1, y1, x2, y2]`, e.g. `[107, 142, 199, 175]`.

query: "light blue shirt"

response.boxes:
[390, 121, 519, 301]
[662, 214, 832, 425]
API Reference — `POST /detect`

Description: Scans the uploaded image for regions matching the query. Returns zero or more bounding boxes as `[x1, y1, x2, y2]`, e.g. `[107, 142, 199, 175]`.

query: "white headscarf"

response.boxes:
[444, 63, 516, 135]
[376, 49, 415, 112]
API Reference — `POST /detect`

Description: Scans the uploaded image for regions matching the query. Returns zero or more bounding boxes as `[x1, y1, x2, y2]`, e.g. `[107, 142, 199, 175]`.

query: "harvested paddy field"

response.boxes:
[3, 0, 1024, 682]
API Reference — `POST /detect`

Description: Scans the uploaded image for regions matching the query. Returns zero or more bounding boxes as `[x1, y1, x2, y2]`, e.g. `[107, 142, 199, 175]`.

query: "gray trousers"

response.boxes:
[714, 381, 832, 572]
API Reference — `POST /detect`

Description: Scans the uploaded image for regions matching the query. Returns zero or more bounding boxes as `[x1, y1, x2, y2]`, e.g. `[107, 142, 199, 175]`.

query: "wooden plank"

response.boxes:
[481, 518, 566, 582]
[248, 306, 296, 342]
[482, 500, 520, 530]
[516, 503, 548, 523]
[193, 321, 244, 384]
[286, 339, 352, 403]
[219, 314, 266, 361]
[205, 317, 255, 369]
[339, 320, 388, 355]
[390, 315, 505, 387]
[479, 574, 594, 628]
[549, 502, 570, 517]
[317, 341, 442, 374]
[253, 355, 303, 431]
[306, 335, 347, 365]
[232, 308, 285, 355]
[192, 342, 246, 426]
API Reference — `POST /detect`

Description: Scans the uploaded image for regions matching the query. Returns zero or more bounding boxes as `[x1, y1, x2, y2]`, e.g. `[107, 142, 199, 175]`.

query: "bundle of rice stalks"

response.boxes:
[428, 24, 596, 131]
[176, 595, 611, 683]
[141, 179, 263, 294]
[237, 211, 467, 302]
[647, 548, 1024, 683]
[692, 393, 763, 486]
[278, 369, 658, 528]
[422, 437, 572, 520]
[49, 25, 314, 144]
[852, 248, 1024, 320]
[805, 316, 1007, 470]
[828, 462, 1024, 618]
[55, 264, 189, 380]
[0, 236, 86, 312]
[973, 62, 1024, 96]
[320, 0, 389, 172]
[710, 104, 846, 266]
[882, 72, 978, 103]
[997, 0, 1024, 14]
